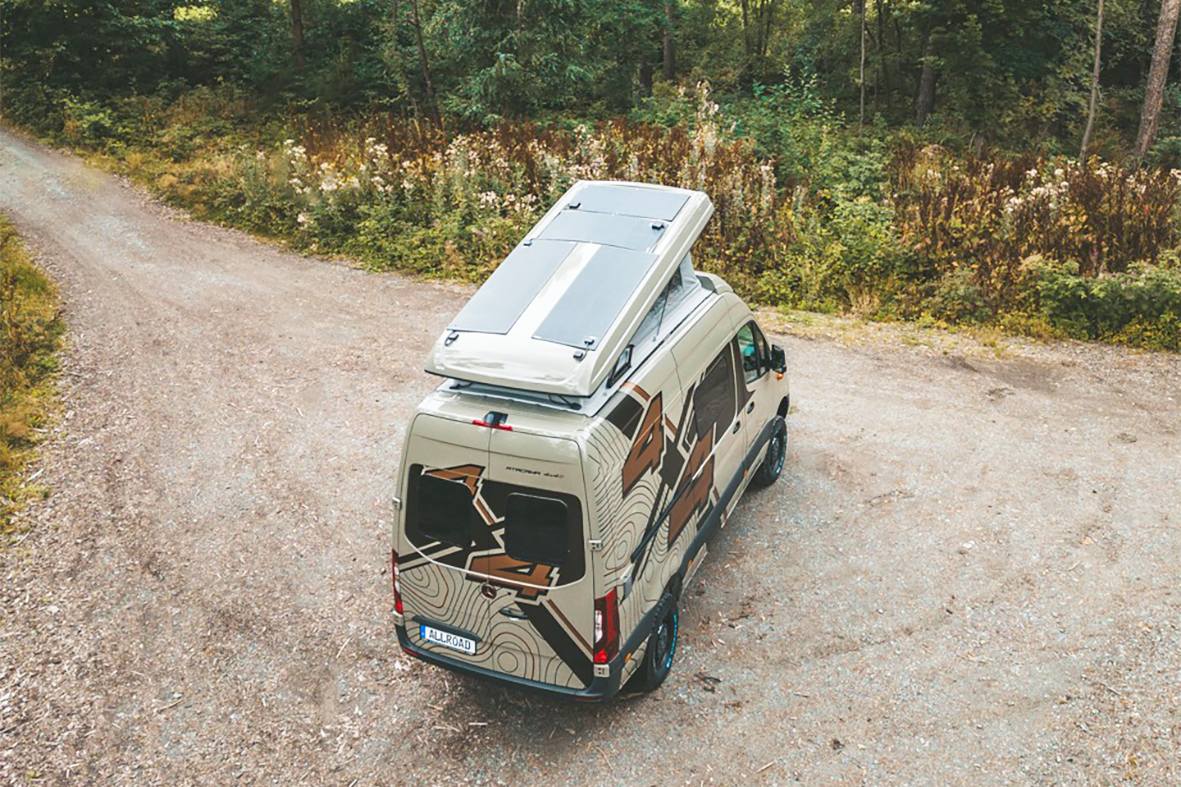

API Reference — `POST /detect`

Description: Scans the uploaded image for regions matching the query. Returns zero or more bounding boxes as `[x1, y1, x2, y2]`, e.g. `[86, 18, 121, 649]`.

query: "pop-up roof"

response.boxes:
[425, 181, 715, 398]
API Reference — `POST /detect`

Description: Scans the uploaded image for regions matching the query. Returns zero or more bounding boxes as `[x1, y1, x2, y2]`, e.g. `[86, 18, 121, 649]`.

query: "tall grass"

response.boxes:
[1, 216, 62, 537]
[15, 84, 1181, 349]
[890, 147, 1181, 306]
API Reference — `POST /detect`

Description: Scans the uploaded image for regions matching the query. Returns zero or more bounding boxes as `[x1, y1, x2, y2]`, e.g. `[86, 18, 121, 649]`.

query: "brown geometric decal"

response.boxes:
[423, 465, 483, 496]
[470, 554, 556, 600]
[622, 392, 664, 497]
[668, 429, 714, 546]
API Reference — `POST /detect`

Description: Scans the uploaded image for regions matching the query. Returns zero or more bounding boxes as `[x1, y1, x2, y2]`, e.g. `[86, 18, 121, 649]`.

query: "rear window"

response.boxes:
[404, 465, 586, 583]
[504, 493, 569, 566]
[414, 474, 475, 549]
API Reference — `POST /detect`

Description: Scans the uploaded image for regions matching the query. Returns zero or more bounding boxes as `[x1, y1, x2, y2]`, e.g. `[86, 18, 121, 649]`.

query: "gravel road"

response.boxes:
[2, 126, 1180, 786]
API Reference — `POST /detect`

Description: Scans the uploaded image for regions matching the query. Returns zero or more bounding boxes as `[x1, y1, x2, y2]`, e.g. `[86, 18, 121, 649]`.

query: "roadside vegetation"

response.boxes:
[0, 217, 63, 538]
[3, 1, 1181, 351]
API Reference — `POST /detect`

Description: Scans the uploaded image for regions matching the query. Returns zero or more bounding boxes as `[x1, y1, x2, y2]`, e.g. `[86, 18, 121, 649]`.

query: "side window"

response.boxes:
[737, 321, 769, 384]
[504, 493, 569, 566]
[411, 473, 474, 549]
[693, 346, 736, 439]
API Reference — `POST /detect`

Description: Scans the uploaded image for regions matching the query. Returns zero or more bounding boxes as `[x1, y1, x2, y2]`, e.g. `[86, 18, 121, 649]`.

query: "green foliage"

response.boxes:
[6, 0, 1181, 353]
[926, 268, 993, 325]
[1033, 262, 1181, 348]
[1, 217, 63, 535]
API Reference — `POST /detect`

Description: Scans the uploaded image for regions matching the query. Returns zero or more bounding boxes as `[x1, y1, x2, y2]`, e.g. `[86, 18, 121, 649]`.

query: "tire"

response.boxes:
[630, 593, 679, 693]
[752, 416, 786, 488]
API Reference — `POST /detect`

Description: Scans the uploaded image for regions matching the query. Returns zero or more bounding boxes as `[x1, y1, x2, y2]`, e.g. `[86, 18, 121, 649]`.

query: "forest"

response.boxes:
[4, 0, 1181, 349]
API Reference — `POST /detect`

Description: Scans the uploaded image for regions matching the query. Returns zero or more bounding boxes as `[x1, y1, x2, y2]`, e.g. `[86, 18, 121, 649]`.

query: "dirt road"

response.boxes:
[2, 127, 1180, 786]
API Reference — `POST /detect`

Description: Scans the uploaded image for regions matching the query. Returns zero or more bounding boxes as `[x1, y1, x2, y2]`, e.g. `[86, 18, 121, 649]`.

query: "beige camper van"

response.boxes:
[392, 180, 790, 699]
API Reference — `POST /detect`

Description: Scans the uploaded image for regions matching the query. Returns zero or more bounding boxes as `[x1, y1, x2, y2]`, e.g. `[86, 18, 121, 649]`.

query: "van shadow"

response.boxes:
[406, 512, 765, 770]
[405, 669, 658, 767]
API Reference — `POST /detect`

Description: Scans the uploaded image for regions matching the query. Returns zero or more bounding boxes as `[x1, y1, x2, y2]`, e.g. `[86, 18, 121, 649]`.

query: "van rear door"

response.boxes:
[398, 414, 496, 669]
[398, 414, 595, 690]
[482, 429, 595, 690]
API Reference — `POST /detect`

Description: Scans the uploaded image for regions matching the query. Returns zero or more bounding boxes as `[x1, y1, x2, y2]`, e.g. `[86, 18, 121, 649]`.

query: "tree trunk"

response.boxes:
[877, 0, 889, 109]
[859, 0, 867, 129]
[639, 55, 654, 96]
[408, 0, 436, 112]
[1080, 0, 1105, 161]
[740, 0, 752, 63]
[289, 0, 306, 70]
[916, 36, 937, 126]
[663, 1, 676, 80]
[760, 0, 776, 64]
[1137, 0, 1181, 157]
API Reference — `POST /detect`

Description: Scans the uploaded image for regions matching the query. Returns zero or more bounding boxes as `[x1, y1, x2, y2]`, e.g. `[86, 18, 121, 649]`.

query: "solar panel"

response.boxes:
[537, 211, 667, 251]
[532, 246, 658, 349]
[572, 185, 689, 221]
[449, 240, 575, 335]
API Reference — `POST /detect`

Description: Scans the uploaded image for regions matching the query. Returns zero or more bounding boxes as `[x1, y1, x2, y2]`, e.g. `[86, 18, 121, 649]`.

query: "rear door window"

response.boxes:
[411, 474, 475, 549]
[504, 493, 569, 566]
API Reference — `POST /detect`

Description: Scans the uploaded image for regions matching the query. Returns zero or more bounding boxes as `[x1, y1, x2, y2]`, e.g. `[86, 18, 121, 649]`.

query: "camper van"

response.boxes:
[392, 180, 790, 699]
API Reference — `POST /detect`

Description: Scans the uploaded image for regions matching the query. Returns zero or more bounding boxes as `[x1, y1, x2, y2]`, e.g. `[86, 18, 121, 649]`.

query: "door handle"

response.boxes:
[746, 402, 755, 414]
[732, 420, 741, 434]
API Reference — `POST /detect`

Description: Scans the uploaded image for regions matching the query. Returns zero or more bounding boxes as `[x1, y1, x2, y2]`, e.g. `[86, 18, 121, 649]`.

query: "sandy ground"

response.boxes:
[2, 126, 1180, 786]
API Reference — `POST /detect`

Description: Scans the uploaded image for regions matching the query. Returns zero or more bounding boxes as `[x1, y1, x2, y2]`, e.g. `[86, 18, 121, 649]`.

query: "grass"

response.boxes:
[1, 215, 63, 540]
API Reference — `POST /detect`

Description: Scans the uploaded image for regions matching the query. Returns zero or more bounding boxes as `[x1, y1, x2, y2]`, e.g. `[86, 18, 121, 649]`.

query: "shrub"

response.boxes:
[1033, 262, 1181, 346]
[891, 149, 1181, 307]
[927, 268, 993, 324]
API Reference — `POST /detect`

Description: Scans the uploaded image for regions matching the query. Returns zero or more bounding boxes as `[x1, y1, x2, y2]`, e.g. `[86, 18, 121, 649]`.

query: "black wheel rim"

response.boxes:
[653, 609, 676, 671]
[772, 429, 785, 474]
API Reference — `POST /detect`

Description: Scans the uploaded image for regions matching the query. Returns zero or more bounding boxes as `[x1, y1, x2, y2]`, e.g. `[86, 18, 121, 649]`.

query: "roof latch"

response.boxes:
[583, 336, 597, 348]
[444, 330, 460, 347]
[573, 350, 586, 361]
[568, 201, 581, 210]
[650, 221, 666, 230]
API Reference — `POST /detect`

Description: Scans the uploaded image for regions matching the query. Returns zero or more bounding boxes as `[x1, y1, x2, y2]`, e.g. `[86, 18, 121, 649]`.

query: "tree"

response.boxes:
[663, 1, 676, 80]
[858, 0, 867, 129]
[916, 35, 936, 125]
[289, 0, 307, 69]
[1137, 0, 1181, 157]
[739, 0, 778, 79]
[408, 0, 436, 112]
[1080, 0, 1104, 161]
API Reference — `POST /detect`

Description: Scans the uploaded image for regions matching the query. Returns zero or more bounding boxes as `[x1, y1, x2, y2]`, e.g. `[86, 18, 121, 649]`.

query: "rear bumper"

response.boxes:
[395, 625, 622, 701]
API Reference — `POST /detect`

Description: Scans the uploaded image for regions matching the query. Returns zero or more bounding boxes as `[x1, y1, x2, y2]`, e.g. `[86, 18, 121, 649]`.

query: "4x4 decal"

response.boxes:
[612, 343, 735, 577]
[409, 466, 563, 602]
[622, 391, 664, 497]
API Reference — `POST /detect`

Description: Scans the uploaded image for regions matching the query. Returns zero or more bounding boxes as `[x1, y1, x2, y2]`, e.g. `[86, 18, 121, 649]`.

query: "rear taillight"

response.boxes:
[593, 589, 620, 665]
[391, 548, 403, 615]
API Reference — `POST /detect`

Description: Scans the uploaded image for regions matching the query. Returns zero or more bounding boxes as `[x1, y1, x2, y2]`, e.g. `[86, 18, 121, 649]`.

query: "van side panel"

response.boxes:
[585, 298, 742, 685]
[584, 343, 682, 687]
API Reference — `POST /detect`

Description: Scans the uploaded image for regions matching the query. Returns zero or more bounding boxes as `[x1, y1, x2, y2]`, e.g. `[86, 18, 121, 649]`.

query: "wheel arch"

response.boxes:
[777, 395, 791, 419]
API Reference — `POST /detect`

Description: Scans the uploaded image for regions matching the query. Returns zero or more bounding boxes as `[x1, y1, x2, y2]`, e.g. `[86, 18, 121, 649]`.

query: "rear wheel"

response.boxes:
[631, 594, 678, 693]
[752, 416, 787, 488]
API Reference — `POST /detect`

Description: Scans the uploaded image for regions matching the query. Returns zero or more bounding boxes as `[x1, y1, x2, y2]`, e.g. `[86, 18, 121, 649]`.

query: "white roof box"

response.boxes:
[425, 180, 715, 398]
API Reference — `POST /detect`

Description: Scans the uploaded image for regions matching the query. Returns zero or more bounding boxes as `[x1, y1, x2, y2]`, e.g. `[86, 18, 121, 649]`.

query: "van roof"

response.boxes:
[424, 181, 715, 398]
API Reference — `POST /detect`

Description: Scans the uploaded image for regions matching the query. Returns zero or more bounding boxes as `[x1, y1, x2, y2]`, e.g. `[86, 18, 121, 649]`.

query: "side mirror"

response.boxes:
[770, 345, 787, 375]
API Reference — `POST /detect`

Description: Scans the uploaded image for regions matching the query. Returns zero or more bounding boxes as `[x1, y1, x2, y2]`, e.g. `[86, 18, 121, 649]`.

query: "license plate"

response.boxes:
[420, 625, 476, 655]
